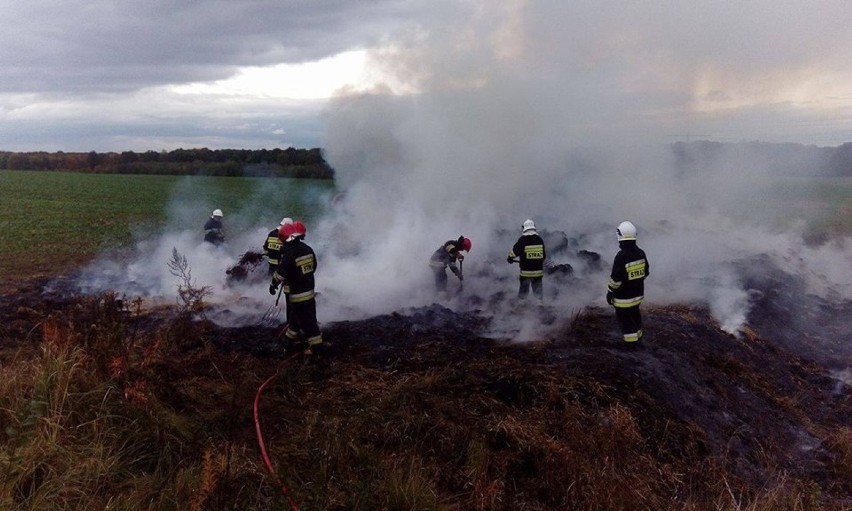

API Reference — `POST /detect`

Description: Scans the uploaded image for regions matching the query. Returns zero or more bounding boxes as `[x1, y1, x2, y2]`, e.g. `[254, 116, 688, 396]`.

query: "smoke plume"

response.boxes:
[75, 3, 851, 343]
[312, 2, 852, 338]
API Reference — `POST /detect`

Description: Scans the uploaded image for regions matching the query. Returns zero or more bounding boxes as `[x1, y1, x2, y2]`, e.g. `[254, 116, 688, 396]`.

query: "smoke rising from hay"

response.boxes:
[315, 2, 852, 338]
[74, 2, 852, 342]
[73, 176, 334, 327]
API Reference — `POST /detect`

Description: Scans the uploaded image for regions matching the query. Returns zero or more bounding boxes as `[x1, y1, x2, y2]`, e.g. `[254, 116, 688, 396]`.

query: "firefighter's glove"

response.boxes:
[457, 253, 464, 261]
[606, 291, 613, 305]
[269, 283, 278, 296]
[507, 256, 514, 264]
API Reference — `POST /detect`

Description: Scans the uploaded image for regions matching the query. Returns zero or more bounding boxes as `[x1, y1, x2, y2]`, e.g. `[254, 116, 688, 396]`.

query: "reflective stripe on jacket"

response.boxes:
[607, 241, 648, 307]
[273, 239, 317, 300]
[430, 239, 462, 272]
[263, 228, 283, 266]
[509, 233, 546, 278]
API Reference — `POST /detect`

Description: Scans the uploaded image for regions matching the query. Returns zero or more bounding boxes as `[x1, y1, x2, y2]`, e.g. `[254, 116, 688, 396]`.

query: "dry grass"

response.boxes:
[0, 293, 843, 510]
[828, 427, 852, 495]
[0, 295, 276, 510]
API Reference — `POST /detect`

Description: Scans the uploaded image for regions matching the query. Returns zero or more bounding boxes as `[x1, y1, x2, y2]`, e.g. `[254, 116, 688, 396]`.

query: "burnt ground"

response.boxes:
[1, 269, 851, 508]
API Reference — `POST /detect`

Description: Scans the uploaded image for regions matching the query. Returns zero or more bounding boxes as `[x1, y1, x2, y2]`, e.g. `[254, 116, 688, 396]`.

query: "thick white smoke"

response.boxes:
[311, 2, 852, 338]
[74, 176, 335, 326]
[74, 2, 852, 342]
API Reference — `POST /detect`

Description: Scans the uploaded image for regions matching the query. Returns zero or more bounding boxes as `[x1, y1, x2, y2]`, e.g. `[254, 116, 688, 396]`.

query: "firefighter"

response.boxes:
[269, 221, 323, 355]
[606, 221, 649, 343]
[429, 236, 471, 297]
[263, 217, 291, 275]
[507, 219, 546, 305]
[204, 209, 225, 244]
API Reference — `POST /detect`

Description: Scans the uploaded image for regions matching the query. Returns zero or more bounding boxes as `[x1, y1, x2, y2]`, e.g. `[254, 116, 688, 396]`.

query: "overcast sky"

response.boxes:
[2, 0, 852, 152]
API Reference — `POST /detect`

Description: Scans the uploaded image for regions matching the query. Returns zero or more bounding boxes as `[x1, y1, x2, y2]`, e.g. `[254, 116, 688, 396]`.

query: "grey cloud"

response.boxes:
[0, 0, 416, 94]
[3, 1, 852, 152]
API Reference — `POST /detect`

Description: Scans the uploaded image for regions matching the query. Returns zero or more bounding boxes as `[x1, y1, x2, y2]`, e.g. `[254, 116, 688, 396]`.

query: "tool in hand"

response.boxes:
[260, 284, 284, 327]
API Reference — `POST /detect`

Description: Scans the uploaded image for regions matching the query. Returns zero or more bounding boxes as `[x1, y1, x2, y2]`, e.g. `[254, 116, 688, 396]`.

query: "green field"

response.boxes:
[769, 177, 852, 237]
[0, 170, 335, 292]
[2, 170, 850, 293]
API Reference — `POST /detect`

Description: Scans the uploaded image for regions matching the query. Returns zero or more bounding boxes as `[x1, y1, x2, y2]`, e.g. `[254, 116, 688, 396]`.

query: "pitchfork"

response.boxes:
[259, 285, 284, 327]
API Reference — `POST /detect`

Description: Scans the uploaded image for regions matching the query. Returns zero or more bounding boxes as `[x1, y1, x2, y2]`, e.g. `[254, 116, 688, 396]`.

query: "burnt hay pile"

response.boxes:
[225, 250, 266, 283]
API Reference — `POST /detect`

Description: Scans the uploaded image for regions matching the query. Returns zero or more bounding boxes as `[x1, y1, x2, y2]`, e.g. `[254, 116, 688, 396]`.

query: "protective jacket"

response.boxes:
[204, 217, 224, 244]
[607, 240, 648, 308]
[429, 238, 464, 275]
[263, 228, 283, 267]
[509, 233, 546, 278]
[273, 239, 317, 304]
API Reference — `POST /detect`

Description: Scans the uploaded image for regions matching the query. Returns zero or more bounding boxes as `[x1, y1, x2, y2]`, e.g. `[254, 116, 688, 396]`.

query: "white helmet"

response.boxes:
[212, 209, 223, 218]
[617, 221, 637, 241]
[522, 219, 536, 233]
[280, 217, 293, 226]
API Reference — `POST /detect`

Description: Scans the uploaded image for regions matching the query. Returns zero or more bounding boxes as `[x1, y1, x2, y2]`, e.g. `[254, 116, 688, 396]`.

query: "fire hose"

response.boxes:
[254, 353, 300, 510]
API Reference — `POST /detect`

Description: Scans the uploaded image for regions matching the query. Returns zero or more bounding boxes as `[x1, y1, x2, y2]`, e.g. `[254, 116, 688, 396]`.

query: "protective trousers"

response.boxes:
[615, 305, 643, 343]
[518, 276, 543, 302]
[433, 267, 448, 292]
[283, 298, 322, 347]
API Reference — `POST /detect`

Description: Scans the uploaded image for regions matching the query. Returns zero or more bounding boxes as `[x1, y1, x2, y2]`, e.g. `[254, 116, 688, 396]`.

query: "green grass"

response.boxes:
[771, 177, 852, 237]
[0, 170, 334, 291]
[736, 177, 852, 238]
[1, 170, 849, 293]
[0, 172, 172, 273]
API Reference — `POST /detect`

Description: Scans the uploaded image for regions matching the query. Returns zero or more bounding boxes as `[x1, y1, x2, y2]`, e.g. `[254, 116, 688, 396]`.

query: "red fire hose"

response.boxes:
[254, 355, 300, 510]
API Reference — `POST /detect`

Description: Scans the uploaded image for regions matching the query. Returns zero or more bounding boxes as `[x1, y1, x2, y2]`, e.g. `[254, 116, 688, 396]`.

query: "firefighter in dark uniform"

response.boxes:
[204, 209, 225, 244]
[263, 217, 291, 275]
[269, 221, 323, 354]
[508, 219, 546, 305]
[429, 236, 471, 297]
[606, 221, 649, 343]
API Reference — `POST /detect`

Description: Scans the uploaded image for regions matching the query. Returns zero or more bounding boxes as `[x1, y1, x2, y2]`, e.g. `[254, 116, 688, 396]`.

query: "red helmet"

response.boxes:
[462, 237, 472, 252]
[278, 222, 297, 241]
[292, 220, 306, 236]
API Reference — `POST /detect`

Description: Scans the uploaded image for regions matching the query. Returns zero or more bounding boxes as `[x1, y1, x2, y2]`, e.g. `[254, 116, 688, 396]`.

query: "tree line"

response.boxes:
[0, 147, 334, 179]
[5, 141, 851, 180]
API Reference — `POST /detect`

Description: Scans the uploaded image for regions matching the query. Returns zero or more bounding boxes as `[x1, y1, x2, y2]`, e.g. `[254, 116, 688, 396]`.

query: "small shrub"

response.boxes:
[167, 247, 211, 318]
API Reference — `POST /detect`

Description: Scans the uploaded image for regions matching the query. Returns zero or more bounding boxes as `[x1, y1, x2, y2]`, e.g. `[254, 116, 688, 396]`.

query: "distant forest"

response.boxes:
[0, 147, 334, 179]
[2, 141, 852, 179]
